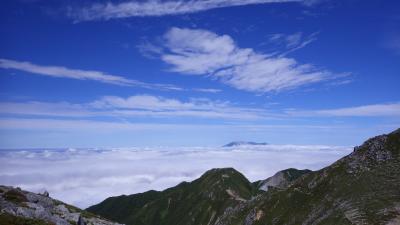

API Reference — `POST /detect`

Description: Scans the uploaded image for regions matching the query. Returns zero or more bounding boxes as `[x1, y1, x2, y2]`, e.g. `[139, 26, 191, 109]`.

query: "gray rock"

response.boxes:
[78, 215, 87, 225]
[0, 185, 123, 225]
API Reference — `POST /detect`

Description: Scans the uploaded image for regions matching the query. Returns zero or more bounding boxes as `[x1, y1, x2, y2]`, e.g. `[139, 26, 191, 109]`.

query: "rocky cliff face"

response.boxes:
[0, 186, 121, 225]
[253, 168, 311, 191]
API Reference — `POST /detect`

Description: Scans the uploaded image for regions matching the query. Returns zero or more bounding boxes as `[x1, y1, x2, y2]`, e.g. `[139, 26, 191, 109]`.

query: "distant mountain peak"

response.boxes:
[223, 141, 268, 147]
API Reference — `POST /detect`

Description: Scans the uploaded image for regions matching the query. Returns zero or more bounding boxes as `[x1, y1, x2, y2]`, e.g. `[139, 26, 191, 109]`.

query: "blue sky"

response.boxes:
[0, 0, 399, 148]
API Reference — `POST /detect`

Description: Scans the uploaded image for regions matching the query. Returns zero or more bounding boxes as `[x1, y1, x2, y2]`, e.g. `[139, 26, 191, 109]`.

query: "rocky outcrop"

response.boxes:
[0, 185, 122, 225]
[253, 168, 311, 191]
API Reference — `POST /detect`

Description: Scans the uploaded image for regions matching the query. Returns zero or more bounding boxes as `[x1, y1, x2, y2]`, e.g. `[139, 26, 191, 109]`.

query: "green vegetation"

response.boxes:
[88, 168, 262, 225]
[0, 213, 54, 225]
[3, 189, 27, 204]
[87, 190, 162, 223]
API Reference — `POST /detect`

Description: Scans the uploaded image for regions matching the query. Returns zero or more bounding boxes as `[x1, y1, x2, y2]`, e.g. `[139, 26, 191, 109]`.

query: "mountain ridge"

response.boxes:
[216, 128, 400, 225]
[87, 167, 261, 225]
[88, 129, 400, 225]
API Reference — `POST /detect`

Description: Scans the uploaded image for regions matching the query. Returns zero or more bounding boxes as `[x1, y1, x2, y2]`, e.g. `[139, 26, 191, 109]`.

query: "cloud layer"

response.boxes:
[159, 28, 338, 93]
[69, 0, 303, 22]
[0, 146, 352, 208]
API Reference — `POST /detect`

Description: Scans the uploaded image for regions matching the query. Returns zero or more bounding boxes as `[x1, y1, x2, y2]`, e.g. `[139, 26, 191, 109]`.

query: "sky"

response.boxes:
[0, 0, 400, 148]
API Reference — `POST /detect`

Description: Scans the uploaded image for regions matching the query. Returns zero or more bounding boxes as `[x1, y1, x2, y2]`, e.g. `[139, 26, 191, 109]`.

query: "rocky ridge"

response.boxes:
[0, 185, 121, 225]
[253, 168, 311, 191]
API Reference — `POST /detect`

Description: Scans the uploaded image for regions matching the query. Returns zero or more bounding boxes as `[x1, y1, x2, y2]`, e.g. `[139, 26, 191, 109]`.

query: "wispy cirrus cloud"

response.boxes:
[1, 97, 399, 122]
[307, 103, 400, 117]
[0, 95, 267, 120]
[92, 95, 266, 119]
[0, 118, 185, 131]
[192, 88, 222, 93]
[0, 58, 181, 91]
[268, 32, 319, 56]
[68, 0, 305, 22]
[157, 27, 343, 93]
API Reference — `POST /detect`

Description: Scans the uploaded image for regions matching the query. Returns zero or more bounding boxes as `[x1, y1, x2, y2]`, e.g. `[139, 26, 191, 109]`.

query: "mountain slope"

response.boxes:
[86, 190, 162, 224]
[88, 168, 261, 225]
[88, 168, 311, 225]
[217, 128, 400, 225]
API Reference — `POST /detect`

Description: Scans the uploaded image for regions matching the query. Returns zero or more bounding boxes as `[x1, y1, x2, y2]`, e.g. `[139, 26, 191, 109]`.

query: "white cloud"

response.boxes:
[160, 27, 338, 93]
[0, 58, 179, 90]
[0, 146, 352, 208]
[0, 118, 185, 131]
[274, 32, 319, 56]
[283, 103, 400, 117]
[92, 95, 201, 110]
[0, 95, 267, 120]
[2, 98, 399, 122]
[0, 102, 93, 117]
[313, 103, 400, 117]
[193, 88, 222, 93]
[286, 32, 303, 47]
[68, 0, 303, 22]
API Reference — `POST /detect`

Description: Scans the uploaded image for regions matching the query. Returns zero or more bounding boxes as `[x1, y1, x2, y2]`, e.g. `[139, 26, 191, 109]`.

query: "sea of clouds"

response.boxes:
[0, 145, 352, 208]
